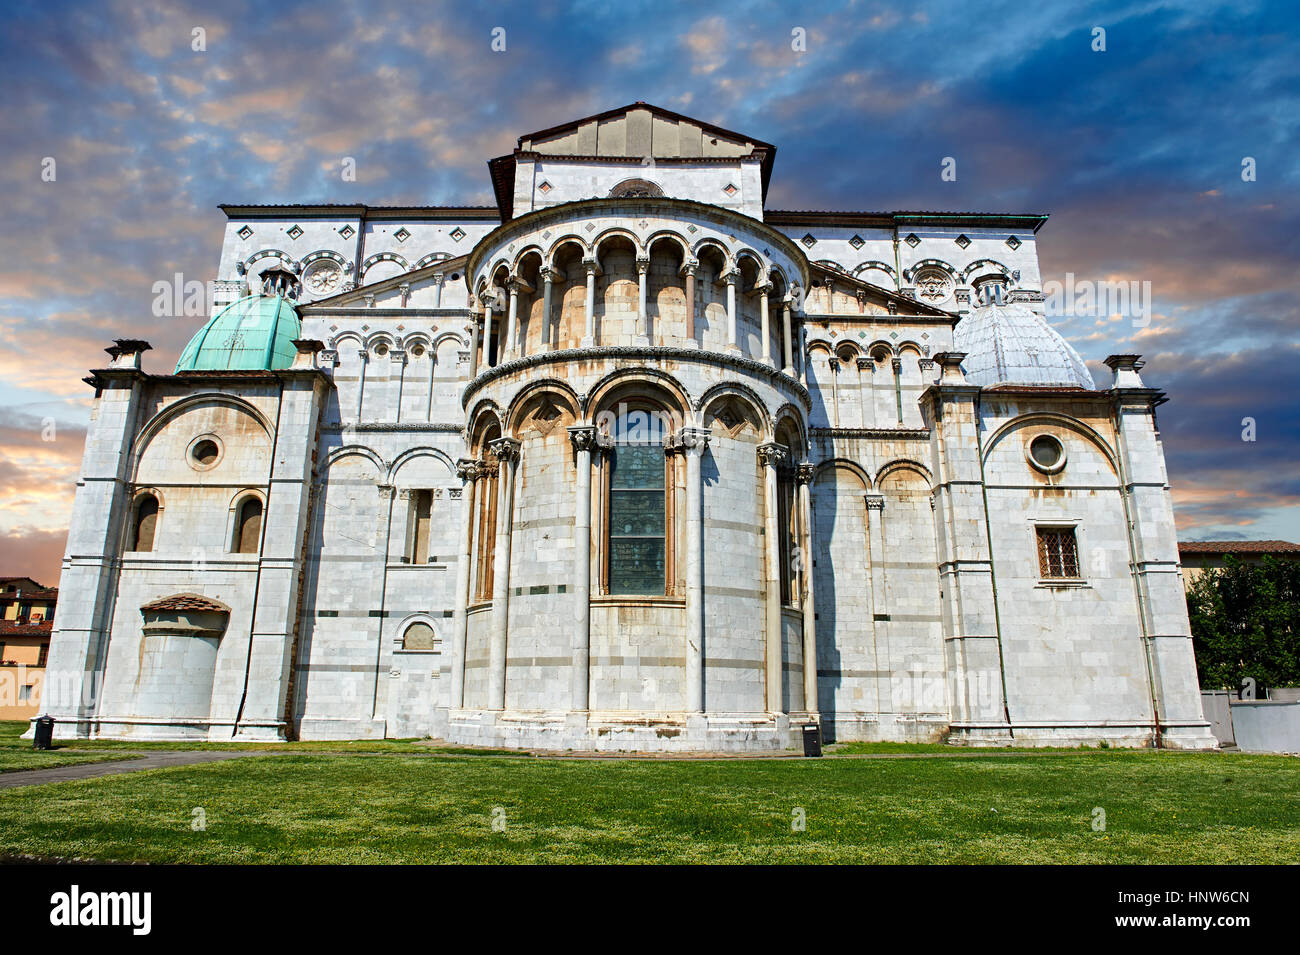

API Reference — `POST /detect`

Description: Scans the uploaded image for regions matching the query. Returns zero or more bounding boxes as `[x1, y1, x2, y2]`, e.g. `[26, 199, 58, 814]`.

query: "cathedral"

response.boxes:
[40, 103, 1215, 750]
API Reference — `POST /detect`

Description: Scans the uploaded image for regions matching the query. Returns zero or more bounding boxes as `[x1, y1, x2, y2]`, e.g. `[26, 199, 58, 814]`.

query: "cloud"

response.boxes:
[0, 0, 1295, 555]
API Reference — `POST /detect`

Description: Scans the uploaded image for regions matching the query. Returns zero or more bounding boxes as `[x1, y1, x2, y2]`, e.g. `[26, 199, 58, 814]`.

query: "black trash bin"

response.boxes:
[32, 716, 54, 751]
[801, 723, 822, 758]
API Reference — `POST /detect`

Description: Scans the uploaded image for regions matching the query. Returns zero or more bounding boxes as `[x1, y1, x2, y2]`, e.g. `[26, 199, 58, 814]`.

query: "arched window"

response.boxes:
[608, 178, 664, 198]
[233, 497, 263, 554]
[473, 430, 502, 602]
[131, 493, 159, 552]
[605, 406, 671, 595]
[402, 621, 437, 650]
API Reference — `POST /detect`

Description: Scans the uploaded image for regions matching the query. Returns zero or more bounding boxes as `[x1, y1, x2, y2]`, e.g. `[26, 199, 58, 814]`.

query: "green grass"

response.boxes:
[0, 750, 1295, 863]
[0, 721, 129, 774]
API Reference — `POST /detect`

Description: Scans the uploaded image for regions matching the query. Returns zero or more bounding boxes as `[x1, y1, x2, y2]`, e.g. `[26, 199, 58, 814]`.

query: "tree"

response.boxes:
[1187, 556, 1300, 690]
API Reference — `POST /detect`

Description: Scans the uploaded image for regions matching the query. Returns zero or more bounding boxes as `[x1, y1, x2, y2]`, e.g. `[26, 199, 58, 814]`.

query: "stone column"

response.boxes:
[449, 458, 480, 709]
[582, 257, 598, 347]
[235, 340, 329, 739]
[683, 260, 698, 347]
[758, 442, 788, 712]
[796, 462, 818, 714]
[354, 348, 368, 420]
[505, 280, 520, 360]
[679, 426, 711, 712]
[725, 268, 739, 353]
[568, 426, 598, 710]
[856, 356, 873, 428]
[487, 437, 521, 711]
[466, 317, 480, 379]
[39, 341, 151, 737]
[482, 294, 495, 368]
[759, 283, 773, 366]
[921, 353, 1010, 741]
[432, 273, 444, 309]
[540, 267, 557, 351]
[635, 254, 650, 345]
[1104, 354, 1215, 748]
[782, 298, 794, 375]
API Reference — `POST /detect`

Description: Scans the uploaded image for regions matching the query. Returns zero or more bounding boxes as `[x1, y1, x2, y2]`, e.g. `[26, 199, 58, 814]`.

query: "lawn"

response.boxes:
[0, 720, 129, 774]
[0, 749, 1295, 863]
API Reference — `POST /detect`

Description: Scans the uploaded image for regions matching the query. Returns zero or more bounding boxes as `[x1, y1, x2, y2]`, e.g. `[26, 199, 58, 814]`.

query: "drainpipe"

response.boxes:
[974, 392, 1014, 737]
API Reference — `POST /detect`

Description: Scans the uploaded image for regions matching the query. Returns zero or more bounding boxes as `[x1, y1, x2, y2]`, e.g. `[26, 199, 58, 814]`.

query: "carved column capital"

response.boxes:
[865, 494, 885, 511]
[567, 425, 599, 454]
[757, 442, 789, 469]
[489, 436, 522, 464]
[455, 457, 481, 482]
[671, 426, 711, 454]
[796, 462, 817, 485]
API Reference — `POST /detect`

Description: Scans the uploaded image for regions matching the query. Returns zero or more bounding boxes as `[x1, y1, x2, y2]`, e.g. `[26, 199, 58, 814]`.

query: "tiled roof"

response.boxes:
[140, 593, 231, 614]
[1179, 540, 1300, 555]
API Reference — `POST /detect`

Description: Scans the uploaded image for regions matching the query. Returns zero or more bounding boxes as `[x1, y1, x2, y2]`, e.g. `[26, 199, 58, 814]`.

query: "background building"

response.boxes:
[1178, 540, 1300, 589]
[0, 578, 57, 720]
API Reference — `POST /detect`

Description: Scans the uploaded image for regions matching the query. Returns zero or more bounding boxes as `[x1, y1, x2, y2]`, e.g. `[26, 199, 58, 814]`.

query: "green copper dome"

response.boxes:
[175, 295, 301, 372]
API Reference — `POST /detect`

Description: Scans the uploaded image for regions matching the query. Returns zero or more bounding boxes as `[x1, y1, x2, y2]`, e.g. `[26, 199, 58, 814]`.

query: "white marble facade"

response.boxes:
[40, 104, 1215, 750]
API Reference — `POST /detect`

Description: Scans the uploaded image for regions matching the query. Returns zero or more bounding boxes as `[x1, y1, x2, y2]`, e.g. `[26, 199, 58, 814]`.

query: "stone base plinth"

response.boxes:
[439, 708, 812, 753]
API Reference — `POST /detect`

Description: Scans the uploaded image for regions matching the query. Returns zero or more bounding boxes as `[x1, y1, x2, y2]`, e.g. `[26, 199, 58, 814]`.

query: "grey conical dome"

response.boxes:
[953, 301, 1094, 389]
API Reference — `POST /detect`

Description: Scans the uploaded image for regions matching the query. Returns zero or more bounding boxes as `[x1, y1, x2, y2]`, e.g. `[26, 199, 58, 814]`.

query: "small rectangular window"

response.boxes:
[18, 685, 33, 702]
[409, 490, 433, 564]
[38, 643, 49, 667]
[1037, 527, 1080, 578]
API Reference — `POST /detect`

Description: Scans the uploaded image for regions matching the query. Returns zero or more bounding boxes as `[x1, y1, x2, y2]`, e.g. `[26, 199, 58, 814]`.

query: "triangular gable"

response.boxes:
[808, 261, 955, 319]
[304, 254, 468, 309]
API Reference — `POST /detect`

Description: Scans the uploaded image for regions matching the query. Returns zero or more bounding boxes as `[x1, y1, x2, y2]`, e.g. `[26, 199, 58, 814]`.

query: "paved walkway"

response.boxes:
[0, 751, 264, 790]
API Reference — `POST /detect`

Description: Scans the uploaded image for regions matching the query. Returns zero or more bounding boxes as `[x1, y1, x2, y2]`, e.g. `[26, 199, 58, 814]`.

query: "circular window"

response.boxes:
[188, 435, 223, 470]
[410, 343, 425, 358]
[1027, 434, 1066, 473]
[374, 343, 388, 357]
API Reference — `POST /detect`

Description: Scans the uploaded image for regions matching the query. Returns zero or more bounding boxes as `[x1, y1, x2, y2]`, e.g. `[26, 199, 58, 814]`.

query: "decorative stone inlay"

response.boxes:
[538, 180, 553, 194]
[237, 225, 253, 240]
[849, 234, 865, 249]
[723, 182, 738, 196]
[801, 233, 817, 248]
[287, 224, 304, 240]
[450, 227, 466, 242]
[339, 224, 355, 239]
[914, 267, 954, 304]
[394, 227, 411, 243]
[462, 344, 813, 413]
[904, 233, 921, 247]
[955, 233, 971, 249]
[1006, 235, 1022, 250]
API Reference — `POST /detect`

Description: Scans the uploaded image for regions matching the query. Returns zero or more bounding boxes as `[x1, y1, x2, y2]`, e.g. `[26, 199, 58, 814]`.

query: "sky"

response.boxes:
[0, 0, 1296, 585]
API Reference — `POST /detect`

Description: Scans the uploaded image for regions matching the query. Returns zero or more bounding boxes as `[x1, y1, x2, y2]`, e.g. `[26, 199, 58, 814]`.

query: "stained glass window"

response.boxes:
[608, 441, 666, 595]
